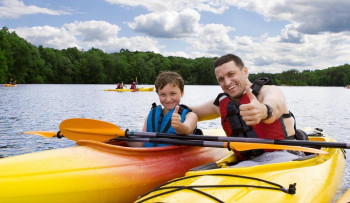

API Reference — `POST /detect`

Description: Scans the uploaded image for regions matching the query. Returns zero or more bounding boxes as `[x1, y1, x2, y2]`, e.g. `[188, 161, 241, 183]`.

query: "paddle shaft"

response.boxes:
[114, 137, 222, 147]
[126, 131, 350, 149]
[111, 136, 327, 154]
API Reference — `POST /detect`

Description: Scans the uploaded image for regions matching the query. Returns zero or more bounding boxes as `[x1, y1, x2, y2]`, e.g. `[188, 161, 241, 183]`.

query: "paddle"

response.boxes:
[109, 136, 328, 154]
[60, 118, 350, 149]
[23, 131, 64, 138]
[131, 131, 350, 149]
[59, 118, 327, 154]
[23, 131, 58, 138]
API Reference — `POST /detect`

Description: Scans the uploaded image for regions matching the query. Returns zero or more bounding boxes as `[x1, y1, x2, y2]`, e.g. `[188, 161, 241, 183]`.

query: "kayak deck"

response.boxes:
[104, 87, 154, 92]
[3, 84, 17, 87]
[137, 130, 346, 203]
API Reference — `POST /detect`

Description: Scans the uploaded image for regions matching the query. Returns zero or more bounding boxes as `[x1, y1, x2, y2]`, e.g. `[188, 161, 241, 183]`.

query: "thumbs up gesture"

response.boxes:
[239, 86, 267, 126]
[171, 105, 182, 129]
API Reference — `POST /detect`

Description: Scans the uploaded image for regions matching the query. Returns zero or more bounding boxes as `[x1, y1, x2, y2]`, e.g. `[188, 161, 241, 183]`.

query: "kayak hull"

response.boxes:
[137, 130, 346, 203]
[0, 129, 230, 203]
[3, 84, 17, 87]
[104, 87, 154, 92]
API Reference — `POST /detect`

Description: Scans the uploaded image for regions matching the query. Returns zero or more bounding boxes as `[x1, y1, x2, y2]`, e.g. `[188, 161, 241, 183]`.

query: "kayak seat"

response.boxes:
[295, 129, 309, 141]
[292, 153, 318, 161]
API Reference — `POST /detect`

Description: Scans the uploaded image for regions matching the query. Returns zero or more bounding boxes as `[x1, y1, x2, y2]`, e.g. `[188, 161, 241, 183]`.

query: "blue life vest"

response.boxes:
[144, 103, 193, 147]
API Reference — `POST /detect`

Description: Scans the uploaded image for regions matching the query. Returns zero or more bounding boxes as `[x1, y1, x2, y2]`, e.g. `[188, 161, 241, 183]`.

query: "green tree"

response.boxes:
[0, 49, 8, 83]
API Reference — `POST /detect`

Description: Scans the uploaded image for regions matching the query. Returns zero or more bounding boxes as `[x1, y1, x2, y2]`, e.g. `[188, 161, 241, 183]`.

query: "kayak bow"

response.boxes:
[0, 129, 230, 203]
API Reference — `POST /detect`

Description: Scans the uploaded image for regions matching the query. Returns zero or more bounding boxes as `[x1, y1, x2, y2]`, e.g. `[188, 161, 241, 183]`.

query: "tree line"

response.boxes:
[1, 27, 349, 86]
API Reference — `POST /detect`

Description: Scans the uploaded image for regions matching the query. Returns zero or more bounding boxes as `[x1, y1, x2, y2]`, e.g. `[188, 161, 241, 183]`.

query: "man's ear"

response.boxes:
[243, 66, 249, 78]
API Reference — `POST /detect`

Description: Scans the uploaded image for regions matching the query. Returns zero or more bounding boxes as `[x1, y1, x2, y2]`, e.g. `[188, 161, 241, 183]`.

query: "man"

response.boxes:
[191, 54, 301, 162]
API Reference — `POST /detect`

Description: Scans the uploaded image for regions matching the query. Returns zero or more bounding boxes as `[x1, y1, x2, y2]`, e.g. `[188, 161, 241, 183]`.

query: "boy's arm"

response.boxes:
[171, 106, 198, 134]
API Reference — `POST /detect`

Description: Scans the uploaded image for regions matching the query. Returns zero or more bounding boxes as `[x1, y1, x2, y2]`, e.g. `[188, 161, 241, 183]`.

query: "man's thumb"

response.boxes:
[245, 86, 257, 102]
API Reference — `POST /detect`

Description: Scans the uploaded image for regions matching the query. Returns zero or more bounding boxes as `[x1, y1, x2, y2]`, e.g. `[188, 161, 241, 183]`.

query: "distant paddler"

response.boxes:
[130, 81, 137, 89]
[116, 81, 126, 89]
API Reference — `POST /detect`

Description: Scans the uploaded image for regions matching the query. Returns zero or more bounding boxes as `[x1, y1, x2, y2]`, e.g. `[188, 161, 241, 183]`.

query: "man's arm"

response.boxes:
[190, 99, 221, 121]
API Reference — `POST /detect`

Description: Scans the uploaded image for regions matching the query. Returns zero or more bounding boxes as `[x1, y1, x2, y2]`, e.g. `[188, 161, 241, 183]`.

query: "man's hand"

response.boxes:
[239, 86, 267, 126]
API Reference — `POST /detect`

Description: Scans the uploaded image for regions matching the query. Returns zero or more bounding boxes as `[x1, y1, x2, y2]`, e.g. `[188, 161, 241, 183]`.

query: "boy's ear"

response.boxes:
[181, 91, 184, 97]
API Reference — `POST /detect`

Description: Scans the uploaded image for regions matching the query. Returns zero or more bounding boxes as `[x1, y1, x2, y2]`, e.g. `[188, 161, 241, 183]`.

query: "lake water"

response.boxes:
[1, 84, 349, 196]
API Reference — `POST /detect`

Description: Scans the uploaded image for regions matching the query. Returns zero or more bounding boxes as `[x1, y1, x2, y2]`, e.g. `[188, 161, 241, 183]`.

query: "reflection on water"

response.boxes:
[0, 84, 349, 192]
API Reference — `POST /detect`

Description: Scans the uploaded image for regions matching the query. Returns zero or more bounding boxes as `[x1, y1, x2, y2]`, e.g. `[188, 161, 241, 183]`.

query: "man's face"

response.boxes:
[215, 61, 249, 100]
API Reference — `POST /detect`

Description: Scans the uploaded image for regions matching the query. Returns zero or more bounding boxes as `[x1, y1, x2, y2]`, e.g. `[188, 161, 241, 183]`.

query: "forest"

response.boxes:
[1, 27, 349, 86]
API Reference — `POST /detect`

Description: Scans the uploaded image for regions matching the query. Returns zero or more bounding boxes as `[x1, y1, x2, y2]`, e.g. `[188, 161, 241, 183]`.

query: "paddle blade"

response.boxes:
[59, 118, 125, 142]
[227, 142, 328, 155]
[23, 131, 57, 138]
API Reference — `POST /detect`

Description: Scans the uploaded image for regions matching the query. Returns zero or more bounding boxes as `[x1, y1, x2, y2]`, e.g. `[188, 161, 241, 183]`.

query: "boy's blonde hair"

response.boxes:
[155, 71, 184, 93]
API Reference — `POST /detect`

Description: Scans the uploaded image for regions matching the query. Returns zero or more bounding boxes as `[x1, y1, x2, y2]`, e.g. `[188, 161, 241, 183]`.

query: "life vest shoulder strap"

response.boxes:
[251, 77, 273, 96]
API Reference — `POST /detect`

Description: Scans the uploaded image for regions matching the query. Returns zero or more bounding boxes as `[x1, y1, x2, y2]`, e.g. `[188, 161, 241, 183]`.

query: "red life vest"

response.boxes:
[214, 78, 288, 160]
[218, 93, 288, 139]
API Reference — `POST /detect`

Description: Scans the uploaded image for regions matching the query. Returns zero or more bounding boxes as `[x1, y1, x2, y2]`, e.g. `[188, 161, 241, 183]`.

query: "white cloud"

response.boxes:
[0, 0, 69, 18]
[106, 0, 228, 13]
[13, 26, 78, 49]
[13, 20, 160, 53]
[129, 8, 200, 38]
[230, 0, 350, 34]
[64, 20, 121, 42]
[190, 23, 236, 55]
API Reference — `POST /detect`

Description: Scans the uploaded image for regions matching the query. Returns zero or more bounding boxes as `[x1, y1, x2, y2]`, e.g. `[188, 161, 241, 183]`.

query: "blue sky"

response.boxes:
[1, 0, 350, 73]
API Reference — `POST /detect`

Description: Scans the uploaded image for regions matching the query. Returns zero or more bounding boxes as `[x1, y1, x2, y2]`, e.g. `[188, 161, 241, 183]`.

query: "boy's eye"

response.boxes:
[218, 78, 224, 82]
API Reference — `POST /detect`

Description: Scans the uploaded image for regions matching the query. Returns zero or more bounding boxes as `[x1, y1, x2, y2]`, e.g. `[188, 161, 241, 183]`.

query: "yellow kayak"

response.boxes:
[3, 84, 17, 87]
[137, 128, 346, 203]
[104, 87, 154, 92]
[0, 129, 229, 203]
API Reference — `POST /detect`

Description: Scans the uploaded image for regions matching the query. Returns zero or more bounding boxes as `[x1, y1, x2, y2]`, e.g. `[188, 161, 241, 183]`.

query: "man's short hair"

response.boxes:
[214, 54, 245, 69]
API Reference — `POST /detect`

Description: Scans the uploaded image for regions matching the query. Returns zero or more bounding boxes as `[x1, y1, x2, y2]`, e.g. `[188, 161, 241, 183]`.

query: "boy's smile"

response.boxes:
[157, 84, 183, 114]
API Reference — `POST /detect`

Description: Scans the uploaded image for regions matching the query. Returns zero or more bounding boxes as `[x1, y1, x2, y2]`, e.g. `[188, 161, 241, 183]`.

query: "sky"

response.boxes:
[1, 0, 350, 73]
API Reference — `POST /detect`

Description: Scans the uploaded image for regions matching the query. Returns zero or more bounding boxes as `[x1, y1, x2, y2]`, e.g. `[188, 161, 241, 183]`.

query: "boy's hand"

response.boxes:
[171, 105, 182, 130]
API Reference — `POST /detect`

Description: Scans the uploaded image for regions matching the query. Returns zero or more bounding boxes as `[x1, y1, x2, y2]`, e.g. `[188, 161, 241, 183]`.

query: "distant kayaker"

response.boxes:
[130, 81, 137, 89]
[116, 83, 121, 89]
[190, 54, 308, 165]
[116, 82, 126, 89]
[128, 71, 199, 147]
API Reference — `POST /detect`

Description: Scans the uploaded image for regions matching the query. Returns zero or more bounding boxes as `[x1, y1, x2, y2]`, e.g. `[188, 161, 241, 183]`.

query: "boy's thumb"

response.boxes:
[173, 105, 180, 114]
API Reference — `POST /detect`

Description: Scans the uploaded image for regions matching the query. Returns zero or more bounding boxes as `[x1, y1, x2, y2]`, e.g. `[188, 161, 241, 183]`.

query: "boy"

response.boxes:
[130, 71, 198, 147]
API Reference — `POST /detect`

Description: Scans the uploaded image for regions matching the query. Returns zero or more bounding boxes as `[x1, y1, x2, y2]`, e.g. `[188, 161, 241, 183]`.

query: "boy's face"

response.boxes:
[157, 84, 183, 112]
